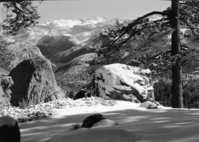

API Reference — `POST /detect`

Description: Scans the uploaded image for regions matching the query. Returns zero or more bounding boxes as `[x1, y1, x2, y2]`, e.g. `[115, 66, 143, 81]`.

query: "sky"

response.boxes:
[0, 0, 170, 24]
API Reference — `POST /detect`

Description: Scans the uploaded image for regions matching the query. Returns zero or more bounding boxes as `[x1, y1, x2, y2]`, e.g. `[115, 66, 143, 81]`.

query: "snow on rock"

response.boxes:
[0, 74, 13, 106]
[92, 63, 154, 103]
[81, 114, 103, 128]
[0, 115, 20, 142]
[0, 115, 16, 127]
[92, 119, 118, 128]
[139, 101, 163, 109]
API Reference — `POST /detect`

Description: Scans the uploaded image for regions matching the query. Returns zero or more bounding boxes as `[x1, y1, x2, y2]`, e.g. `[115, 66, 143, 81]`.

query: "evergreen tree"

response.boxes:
[1, 0, 41, 35]
[95, 0, 199, 108]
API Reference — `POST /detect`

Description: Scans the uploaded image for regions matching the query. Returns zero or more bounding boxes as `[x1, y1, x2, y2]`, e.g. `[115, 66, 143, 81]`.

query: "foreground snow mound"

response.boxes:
[0, 97, 117, 123]
[19, 100, 199, 142]
[50, 128, 141, 142]
[92, 63, 154, 103]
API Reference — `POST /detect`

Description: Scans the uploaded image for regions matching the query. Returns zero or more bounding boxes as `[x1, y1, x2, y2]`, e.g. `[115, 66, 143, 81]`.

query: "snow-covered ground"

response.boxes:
[19, 100, 199, 142]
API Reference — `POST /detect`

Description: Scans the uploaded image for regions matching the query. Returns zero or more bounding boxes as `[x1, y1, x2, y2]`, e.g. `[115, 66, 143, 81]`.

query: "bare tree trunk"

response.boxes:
[171, 0, 183, 108]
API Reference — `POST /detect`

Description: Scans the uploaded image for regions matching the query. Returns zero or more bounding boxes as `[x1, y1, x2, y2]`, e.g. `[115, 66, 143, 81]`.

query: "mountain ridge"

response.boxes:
[38, 16, 117, 28]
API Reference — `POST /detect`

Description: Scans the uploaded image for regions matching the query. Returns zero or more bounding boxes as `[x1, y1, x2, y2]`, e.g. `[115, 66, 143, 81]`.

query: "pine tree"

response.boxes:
[171, 0, 183, 108]
[1, 0, 41, 35]
[95, 0, 199, 108]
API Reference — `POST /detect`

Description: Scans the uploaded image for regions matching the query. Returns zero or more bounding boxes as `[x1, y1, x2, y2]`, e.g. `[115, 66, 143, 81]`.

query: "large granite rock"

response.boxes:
[0, 115, 20, 142]
[0, 74, 14, 106]
[91, 63, 154, 103]
[9, 57, 65, 107]
[73, 90, 87, 100]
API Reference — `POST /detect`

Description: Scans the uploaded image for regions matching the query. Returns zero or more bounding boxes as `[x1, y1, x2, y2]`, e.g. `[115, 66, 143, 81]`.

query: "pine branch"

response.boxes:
[101, 11, 170, 59]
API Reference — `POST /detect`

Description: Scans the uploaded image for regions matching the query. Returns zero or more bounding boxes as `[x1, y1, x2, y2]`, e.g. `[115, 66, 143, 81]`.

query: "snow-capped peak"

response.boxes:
[83, 16, 107, 24]
[148, 15, 162, 21]
[38, 16, 107, 28]
[45, 19, 82, 28]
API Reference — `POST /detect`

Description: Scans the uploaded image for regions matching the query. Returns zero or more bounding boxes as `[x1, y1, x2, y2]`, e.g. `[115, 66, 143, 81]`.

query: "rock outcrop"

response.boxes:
[9, 57, 65, 107]
[81, 114, 106, 128]
[73, 89, 91, 100]
[0, 115, 20, 142]
[0, 68, 9, 75]
[0, 75, 14, 106]
[91, 63, 154, 103]
[1, 40, 45, 70]
[79, 114, 118, 129]
[36, 35, 76, 56]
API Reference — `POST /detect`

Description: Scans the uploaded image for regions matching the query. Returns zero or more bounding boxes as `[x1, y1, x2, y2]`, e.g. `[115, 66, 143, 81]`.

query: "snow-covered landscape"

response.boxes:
[1, 0, 199, 142]
[19, 100, 199, 142]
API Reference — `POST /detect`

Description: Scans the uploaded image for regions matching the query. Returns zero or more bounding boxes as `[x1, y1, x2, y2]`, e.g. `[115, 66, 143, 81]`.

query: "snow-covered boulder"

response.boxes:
[140, 101, 157, 108]
[91, 63, 154, 103]
[81, 114, 106, 128]
[0, 115, 20, 142]
[92, 118, 118, 128]
[71, 113, 118, 130]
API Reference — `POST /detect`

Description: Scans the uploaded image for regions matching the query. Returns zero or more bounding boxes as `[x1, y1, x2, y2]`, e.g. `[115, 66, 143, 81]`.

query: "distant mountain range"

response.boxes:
[14, 16, 117, 44]
[0, 15, 184, 94]
[1, 15, 173, 72]
[0, 16, 117, 69]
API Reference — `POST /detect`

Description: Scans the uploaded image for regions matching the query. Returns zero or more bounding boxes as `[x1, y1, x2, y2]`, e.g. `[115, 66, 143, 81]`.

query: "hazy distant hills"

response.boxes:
[1, 15, 167, 72]
[36, 35, 77, 56]
[0, 16, 118, 65]
[0, 15, 179, 71]
[0, 16, 121, 93]
[12, 16, 118, 63]
[16, 16, 116, 43]
[0, 15, 182, 93]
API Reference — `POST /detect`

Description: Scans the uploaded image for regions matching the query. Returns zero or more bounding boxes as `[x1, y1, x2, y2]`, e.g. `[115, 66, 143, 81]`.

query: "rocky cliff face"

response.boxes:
[0, 74, 14, 106]
[0, 37, 45, 71]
